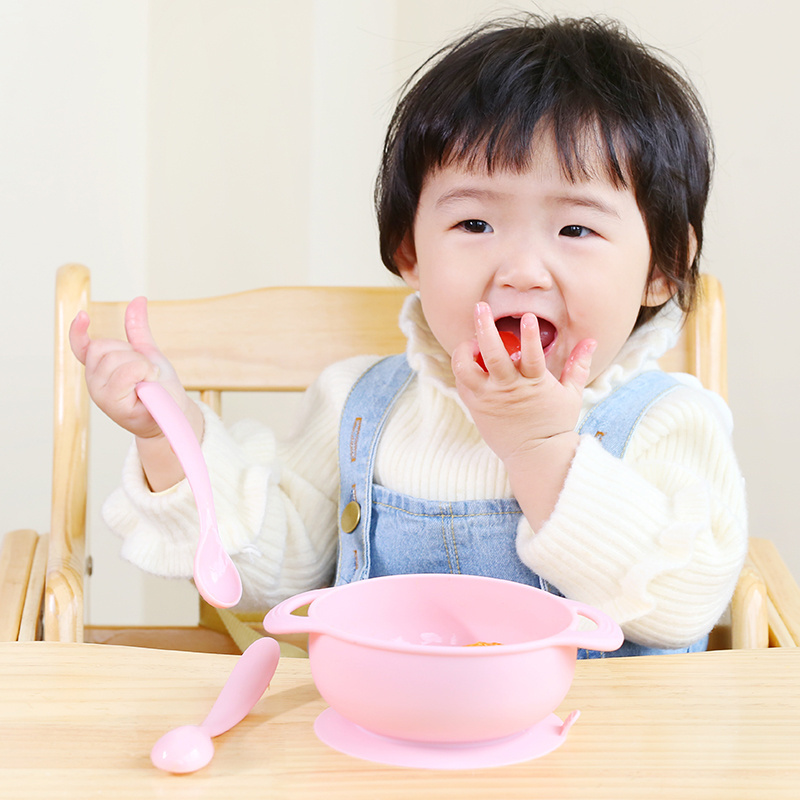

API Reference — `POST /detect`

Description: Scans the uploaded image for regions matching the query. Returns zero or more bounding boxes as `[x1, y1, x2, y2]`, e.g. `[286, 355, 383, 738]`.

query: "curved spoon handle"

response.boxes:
[202, 636, 281, 737]
[135, 381, 216, 519]
[135, 381, 242, 607]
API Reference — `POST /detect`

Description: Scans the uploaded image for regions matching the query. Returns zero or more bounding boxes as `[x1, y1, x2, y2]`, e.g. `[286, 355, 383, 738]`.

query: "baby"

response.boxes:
[71, 15, 747, 657]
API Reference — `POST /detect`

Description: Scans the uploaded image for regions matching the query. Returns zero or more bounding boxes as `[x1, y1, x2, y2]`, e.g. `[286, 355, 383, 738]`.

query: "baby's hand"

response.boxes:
[452, 302, 595, 468]
[69, 297, 190, 439]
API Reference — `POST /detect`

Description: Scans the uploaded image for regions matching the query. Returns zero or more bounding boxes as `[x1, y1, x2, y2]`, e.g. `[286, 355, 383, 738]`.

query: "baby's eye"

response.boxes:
[457, 219, 494, 234]
[559, 225, 593, 238]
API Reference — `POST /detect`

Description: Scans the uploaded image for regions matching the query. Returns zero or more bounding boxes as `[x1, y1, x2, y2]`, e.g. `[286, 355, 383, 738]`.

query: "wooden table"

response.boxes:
[1, 642, 798, 799]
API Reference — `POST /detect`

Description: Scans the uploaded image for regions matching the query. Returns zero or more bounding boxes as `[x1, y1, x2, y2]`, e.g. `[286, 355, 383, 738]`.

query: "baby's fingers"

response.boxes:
[473, 302, 521, 379]
[560, 339, 597, 395]
[518, 313, 546, 379]
[452, 339, 485, 386]
[69, 311, 92, 364]
[124, 297, 185, 390]
[125, 297, 164, 362]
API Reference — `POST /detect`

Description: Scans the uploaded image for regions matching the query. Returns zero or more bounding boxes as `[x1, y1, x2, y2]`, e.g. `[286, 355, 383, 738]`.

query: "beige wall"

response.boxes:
[2, 0, 797, 626]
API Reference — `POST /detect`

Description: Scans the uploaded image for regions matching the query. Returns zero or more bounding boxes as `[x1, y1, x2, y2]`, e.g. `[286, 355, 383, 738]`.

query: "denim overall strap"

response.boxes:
[335, 355, 414, 585]
[578, 370, 679, 457]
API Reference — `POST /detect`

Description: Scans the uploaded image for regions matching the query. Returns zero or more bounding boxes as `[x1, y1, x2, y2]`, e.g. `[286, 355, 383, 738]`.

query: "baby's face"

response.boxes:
[396, 133, 671, 383]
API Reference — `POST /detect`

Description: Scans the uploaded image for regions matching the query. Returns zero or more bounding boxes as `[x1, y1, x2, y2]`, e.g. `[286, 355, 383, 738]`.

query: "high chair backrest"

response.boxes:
[45, 265, 726, 642]
[46, 264, 411, 641]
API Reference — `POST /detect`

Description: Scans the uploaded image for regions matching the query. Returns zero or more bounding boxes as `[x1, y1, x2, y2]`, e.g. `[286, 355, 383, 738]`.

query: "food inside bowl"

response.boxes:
[464, 641, 503, 647]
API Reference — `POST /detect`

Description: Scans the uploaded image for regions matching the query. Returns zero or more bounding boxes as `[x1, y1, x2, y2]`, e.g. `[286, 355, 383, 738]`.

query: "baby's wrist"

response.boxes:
[504, 430, 579, 470]
[135, 432, 186, 493]
[504, 431, 580, 531]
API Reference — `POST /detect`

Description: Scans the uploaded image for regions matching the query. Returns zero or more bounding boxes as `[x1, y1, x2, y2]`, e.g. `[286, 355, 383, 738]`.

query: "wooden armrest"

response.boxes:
[730, 557, 768, 649]
[0, 530, 40, 641]
[747, 537, 800, 647]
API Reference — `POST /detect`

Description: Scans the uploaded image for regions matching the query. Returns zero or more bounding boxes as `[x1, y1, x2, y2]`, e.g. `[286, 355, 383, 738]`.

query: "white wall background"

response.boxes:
[2, 0, 797, 627]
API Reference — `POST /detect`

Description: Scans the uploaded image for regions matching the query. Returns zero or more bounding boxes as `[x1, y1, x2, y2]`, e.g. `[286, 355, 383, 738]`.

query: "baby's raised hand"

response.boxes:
[69, 297, 191, 440]
[452, 302, 596, 528]
[452, 302, 595, 468]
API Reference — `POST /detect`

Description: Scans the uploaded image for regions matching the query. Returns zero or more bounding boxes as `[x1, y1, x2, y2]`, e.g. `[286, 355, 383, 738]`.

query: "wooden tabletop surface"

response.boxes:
[1, 642, 798, 799]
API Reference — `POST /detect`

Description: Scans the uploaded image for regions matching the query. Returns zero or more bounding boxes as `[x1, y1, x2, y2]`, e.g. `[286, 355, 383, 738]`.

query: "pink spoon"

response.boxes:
[135, 381, 242, 608]
[151, 636, 281, 773]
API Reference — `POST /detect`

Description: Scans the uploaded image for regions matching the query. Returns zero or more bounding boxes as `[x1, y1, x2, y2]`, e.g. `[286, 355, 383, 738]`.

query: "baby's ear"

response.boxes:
[394, 235, 419, 289]
[643, 225, 697, 307]
[641, 270, 675, 307]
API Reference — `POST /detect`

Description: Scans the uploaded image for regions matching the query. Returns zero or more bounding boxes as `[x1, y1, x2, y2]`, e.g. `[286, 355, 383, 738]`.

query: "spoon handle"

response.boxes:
[135, 381, 215, 519]
[135, 381, 242, 607]
[201, 636, 281, 738]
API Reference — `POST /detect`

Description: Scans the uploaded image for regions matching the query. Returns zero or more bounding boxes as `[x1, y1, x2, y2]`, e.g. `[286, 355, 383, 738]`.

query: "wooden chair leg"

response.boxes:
[19, 534, 49, 641]
[0, 530, 39, 641]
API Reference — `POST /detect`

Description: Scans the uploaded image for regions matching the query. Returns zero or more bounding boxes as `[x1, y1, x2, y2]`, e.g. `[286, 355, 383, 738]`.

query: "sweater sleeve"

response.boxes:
[515, 384, 748, 649]
[101, 355, 380, 611]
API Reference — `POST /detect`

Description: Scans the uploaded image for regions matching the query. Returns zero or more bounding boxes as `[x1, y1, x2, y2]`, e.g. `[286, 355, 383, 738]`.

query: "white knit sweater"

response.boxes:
[103, 293, 747, 648]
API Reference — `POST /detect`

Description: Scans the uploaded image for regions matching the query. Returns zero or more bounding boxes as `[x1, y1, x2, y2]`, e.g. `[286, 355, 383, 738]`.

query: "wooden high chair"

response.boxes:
[2, 264, 799, 652]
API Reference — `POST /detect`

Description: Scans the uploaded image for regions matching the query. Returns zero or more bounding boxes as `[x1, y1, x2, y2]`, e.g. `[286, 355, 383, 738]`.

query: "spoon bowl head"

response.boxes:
[150, 725, 214, 774]
[194, 531, 243, 608]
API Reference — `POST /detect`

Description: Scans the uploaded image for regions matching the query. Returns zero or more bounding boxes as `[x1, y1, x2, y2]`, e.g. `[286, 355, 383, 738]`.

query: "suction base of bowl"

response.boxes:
[314, 708, 576, 770]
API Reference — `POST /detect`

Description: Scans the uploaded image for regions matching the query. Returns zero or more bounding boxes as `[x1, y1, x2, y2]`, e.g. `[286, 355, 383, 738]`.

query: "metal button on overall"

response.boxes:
[341, 500, 361, 533]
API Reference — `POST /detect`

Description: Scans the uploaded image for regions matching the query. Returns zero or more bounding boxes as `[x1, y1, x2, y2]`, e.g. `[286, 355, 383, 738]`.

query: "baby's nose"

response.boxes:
[495, 248, 554, 291]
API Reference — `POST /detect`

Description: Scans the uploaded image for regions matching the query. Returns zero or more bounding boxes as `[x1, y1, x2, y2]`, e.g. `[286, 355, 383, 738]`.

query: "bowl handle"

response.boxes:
[262, 587, 332, 636]
[553, 598, 625, 652]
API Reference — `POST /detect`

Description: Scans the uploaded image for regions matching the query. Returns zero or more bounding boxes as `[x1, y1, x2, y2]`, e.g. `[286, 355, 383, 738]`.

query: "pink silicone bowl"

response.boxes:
[264, 573, 623, 743]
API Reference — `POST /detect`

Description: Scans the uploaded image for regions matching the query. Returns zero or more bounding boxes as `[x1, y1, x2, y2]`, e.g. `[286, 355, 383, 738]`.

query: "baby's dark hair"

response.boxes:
[375, 15, 713, 326]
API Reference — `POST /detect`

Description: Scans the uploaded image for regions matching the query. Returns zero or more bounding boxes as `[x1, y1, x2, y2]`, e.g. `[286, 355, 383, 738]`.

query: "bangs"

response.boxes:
[439, 110, 631, 190]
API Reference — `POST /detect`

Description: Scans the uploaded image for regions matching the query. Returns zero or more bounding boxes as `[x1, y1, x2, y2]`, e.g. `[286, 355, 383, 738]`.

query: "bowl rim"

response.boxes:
[304, 573, 582, 656]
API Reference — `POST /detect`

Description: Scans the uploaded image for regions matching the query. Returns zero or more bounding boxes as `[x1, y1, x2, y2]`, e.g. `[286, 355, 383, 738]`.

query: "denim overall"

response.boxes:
[335, 355, 708, 658]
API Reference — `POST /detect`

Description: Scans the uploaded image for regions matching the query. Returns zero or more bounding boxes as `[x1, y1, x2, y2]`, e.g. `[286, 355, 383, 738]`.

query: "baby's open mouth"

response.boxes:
[495, 315, 557, 350]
